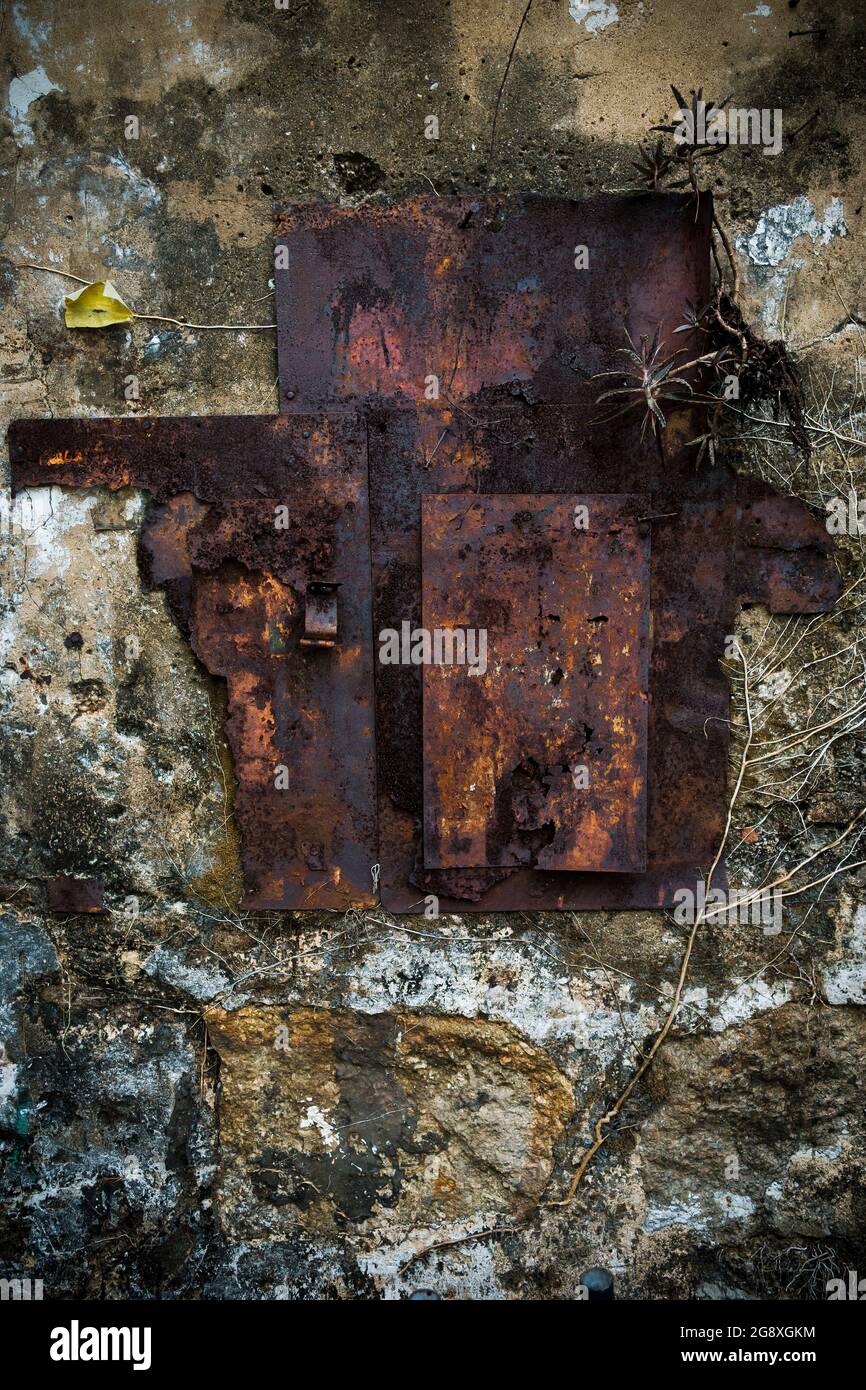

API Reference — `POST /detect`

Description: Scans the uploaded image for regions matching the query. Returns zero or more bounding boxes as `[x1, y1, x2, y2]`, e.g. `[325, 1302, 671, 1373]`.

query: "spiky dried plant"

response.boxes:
[629, 138, 684, 191]
[595, 324, 720, 439]
[654, 85, 733, 157]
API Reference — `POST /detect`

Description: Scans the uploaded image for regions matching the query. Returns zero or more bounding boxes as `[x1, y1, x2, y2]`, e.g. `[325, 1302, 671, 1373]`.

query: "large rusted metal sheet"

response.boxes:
[274, 193, 713, 412]
[421, 494, 649, 873]
[9, 415, 377, 911]
[271, 192, 838, 911]
[8, 194, 841, 915]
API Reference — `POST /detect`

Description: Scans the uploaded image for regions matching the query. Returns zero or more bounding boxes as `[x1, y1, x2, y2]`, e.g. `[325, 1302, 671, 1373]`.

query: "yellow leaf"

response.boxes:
[63, 280, 135, 329]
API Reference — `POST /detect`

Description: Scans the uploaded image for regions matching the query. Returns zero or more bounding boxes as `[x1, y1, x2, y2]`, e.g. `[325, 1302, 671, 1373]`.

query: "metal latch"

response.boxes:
[301, 580, 340, 647]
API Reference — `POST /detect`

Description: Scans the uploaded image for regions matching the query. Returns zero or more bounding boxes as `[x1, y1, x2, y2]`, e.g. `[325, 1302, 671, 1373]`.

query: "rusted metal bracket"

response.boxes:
[301, 580, 340, 647]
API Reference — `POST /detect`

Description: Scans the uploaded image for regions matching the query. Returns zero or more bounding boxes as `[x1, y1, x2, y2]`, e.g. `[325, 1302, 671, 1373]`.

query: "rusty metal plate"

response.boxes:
[9, 415, 377, 911]
[367, 403, 839, 912]
[421, 494, 649, 874]
[45, 876, 105, 913]
[9, 195, 841, 915]
[275, 193, 713, 412]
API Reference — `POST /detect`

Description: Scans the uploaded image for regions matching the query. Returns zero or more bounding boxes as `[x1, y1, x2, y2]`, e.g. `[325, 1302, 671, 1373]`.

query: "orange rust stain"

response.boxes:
[46, 451, 84, 467]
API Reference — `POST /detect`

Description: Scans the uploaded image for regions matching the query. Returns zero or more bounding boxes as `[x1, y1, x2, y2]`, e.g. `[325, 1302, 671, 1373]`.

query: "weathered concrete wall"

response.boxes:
[1, 0, 865, 1299]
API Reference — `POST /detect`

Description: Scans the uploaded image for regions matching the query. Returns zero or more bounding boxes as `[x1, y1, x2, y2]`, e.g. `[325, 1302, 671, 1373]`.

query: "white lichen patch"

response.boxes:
[141, 944, 234, 1002]
[822, 903, 866, 1005]
[7, 65, 61, 144]
[713, 1191, 755, 1222]
[342, 931, 658, 1067]
[568, 1, 619, 34]
[645, 1190, 754, 1236]
[737, 195, 847, 267]
[743, 3, 772, 30]
[643, 1195, 709, 1233]
[751, 264, 800, 336]
[299, 1104, 338, 1151]
[0, 1052, 18, 1102]
[711, 977, 794, 1031]
[357, 1216, 508, 1299]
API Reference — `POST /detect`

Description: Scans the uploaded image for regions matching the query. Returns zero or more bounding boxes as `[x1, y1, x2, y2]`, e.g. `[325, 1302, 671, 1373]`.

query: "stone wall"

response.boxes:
[1, 0, 864, 1299]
